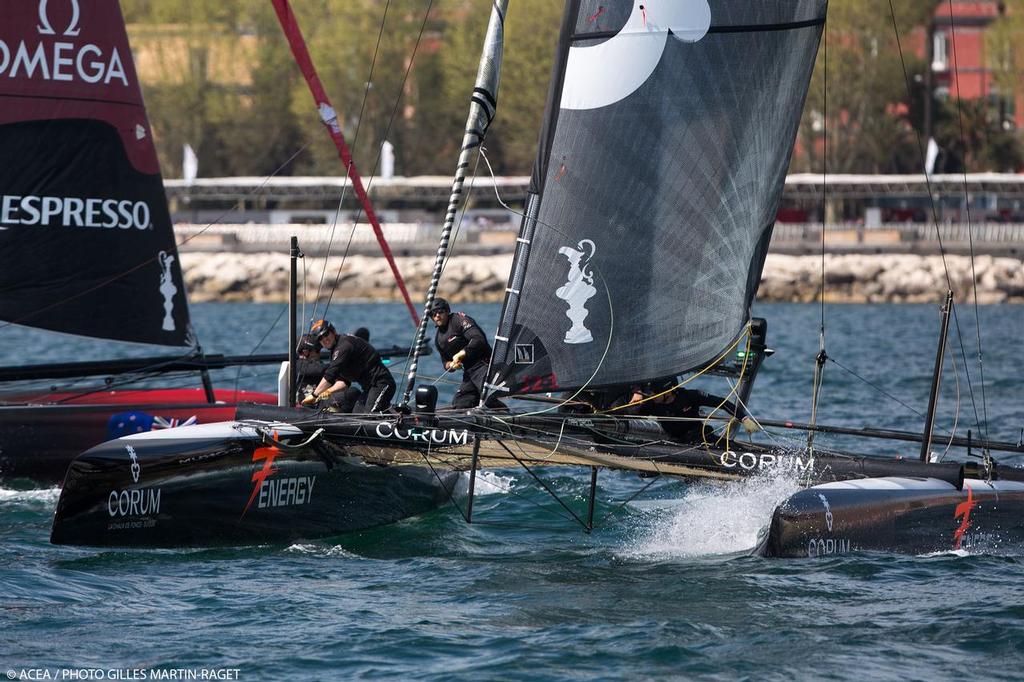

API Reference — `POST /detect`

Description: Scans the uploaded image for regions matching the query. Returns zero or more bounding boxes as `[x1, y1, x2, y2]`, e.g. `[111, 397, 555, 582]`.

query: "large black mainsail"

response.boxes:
[488, 0, 825, 397]
[0, 0, 192, 346]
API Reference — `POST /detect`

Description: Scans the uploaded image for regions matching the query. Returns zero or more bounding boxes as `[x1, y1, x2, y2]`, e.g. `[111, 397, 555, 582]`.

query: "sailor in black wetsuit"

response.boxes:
[303, 319, 395, 413]
[294, 334, 362, 411]
[429, 298, 503, 409]
[627, 379, 760, 442]
[294, 334, 325, 402]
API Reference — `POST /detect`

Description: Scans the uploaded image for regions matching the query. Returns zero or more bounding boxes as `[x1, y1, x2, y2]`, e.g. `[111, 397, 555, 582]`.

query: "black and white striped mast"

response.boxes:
[399, 0, 508, 409]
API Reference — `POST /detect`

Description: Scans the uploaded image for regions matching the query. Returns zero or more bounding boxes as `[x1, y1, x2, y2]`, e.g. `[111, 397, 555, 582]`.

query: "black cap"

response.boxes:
[646, 377, 677, 394]
[353, 327, 370, 341]
[428, 298, 450, 314]
[296, 334, 319, 355]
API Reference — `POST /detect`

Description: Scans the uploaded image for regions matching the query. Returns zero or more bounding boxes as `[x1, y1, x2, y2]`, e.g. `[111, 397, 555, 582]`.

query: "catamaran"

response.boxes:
[50, 0, 1024, 556]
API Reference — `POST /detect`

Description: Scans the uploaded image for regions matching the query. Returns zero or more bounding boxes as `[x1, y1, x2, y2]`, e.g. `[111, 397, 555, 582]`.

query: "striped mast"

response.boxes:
[399, 0, 509, 408]
[271, 0, 420, 326]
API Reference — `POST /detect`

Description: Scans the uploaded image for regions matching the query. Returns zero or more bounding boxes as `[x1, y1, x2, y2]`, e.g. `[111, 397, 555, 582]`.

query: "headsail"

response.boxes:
[0, 0, 192, 346]
[489, 0, 825, 396]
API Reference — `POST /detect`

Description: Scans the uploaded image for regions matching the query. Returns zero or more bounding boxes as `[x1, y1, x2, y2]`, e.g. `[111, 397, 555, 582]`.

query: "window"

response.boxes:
[932, 30, 948, 71]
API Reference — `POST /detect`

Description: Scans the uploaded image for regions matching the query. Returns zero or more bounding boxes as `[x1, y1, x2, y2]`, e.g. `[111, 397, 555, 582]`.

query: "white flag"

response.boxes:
[183, 143, 198, 184]
[925, 137, 940, 176]
[381, 140, 395, 179]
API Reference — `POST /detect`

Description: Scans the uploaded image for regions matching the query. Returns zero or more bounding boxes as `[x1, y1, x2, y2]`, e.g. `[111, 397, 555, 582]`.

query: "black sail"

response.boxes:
[490, 0, 825, 396]
[0, 1, 192, 346]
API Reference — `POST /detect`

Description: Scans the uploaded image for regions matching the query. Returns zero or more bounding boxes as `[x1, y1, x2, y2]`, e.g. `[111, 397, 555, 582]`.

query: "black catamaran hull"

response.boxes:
[759, 477, 1024, 557]
[50, 420, 460, 548]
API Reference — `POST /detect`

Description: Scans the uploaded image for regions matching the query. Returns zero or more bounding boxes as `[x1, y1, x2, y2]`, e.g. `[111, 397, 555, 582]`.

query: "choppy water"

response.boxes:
[2, 302, 1023, 679]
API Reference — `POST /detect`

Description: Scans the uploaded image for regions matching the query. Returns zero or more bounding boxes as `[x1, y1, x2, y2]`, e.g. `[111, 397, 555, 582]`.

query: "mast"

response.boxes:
[920, 290, 954, 462]
[288, 236, 300, 406]
[399, 0, 509, 408]
[485, 1, 578, 404]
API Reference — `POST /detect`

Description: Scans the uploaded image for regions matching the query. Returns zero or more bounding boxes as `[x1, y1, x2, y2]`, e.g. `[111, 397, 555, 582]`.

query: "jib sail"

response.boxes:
[0, 0, 192, 346]
[489, 0, 825, 396]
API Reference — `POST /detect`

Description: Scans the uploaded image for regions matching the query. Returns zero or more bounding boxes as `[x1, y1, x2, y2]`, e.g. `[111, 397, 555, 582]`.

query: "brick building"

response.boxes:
[925, 1, 1021, 130]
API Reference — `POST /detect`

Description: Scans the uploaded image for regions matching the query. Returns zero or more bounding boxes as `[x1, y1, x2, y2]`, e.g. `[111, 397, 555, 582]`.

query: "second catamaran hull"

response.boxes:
[50, 420, 460, 548]
[0, 389, 277, 484]
[759, 477, 1024, 557]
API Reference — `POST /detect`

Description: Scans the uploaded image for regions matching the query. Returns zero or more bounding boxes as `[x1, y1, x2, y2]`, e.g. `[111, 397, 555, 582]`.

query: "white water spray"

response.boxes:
[627, 471, 803, 559]
[0, 486, 60, 506]
[454, 470, 515, 497]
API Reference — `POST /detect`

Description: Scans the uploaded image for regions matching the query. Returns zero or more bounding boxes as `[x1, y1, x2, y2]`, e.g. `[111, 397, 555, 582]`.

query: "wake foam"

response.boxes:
[453, 470, 515, 497]
[0, 486, 60, 506]
[626, 471, 803, 559]
[285, 543, 361, 558]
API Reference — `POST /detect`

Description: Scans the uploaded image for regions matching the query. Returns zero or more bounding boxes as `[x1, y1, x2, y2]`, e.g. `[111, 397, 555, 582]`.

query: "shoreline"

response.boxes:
[180, 252, 1024, 304]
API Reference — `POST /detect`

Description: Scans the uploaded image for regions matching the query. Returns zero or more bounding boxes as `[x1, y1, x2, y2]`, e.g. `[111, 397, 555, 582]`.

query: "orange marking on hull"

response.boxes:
[242, 445, 282, 518]
[953, 487, 976, 550]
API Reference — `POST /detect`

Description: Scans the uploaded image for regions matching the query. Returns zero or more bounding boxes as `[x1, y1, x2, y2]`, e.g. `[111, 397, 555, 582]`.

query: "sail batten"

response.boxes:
[0, 1, 192, 347]
[490, 0, 826, 397]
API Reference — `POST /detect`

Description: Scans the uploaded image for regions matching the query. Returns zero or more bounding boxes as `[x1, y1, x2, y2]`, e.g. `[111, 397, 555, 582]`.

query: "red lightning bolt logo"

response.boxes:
[953, 487, 976, 550]
[242, 443, 281, 518]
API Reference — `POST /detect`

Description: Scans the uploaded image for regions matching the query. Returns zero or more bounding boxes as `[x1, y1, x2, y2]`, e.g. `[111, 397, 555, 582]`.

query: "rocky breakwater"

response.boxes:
[180, 253, 514, 303]
[759, 254, 1024, 303]
[180, 252, 1023, 304]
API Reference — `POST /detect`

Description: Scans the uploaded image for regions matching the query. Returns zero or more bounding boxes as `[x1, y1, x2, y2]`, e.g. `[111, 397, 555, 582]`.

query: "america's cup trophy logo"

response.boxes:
[158, 251, 178, 332]
[556, 239, 597, 344]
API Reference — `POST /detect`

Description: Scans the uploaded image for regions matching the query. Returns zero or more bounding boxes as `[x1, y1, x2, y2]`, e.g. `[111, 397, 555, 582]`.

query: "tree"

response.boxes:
[934, 98, 1024, 172]
[795, 0, 940, 174]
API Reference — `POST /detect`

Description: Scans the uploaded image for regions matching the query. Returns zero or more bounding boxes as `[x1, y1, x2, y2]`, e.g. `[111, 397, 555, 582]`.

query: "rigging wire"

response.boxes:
[309, 0, 392, 317]
[321, 0, 437, 321]
[936, 340, 963, 462]
[944, 0, 991, 446]
[886, 0, 985, 441]
[233, 304, 289, 396]
[807, 18, 828, 456]
[394, 149, 486, 402]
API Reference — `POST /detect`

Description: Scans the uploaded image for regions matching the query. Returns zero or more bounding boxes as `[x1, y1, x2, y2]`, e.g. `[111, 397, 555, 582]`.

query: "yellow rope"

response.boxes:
[600, 323, 752, 415]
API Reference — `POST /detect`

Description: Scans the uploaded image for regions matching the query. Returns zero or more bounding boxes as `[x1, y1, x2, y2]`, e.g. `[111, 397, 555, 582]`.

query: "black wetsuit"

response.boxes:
[434, 312, 502, 409]
[295, 355, 361, 411]
[323, 334, 395, 412]
[629, 388, 746, 442]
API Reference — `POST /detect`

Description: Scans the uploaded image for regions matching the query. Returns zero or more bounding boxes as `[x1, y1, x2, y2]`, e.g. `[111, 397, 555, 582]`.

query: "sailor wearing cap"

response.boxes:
[303, 319, 395, 413]
[429, 298, 503, 409]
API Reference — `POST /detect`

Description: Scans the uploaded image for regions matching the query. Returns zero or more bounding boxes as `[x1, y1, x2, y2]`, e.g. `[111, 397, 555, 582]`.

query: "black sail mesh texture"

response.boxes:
[492, 0, 826, 396]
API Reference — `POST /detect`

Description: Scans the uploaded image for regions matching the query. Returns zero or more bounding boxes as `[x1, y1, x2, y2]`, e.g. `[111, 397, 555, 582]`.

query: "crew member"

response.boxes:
[294, 334, 363, 411]
[430, 298, 503, 409]
[303, 319, 395, 413]
[626, 379, 760, 442]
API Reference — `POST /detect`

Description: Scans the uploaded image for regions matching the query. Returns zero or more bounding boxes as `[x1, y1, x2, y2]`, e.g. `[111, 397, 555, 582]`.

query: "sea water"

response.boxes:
[1, 302, 1022, 680]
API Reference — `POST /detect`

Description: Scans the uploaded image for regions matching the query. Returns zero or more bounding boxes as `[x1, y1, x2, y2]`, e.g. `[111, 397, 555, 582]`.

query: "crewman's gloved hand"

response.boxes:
[450, 350, 467, 370]
[300, 394, 318, 407]
[741, 416, 760, 435]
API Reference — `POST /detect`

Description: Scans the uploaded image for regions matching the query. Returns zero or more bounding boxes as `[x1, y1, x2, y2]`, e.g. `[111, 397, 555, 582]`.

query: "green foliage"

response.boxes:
[934, 98, 1024, 172]
[125, 0, 559, 179]
[123, 0, 1022, 179]
[796, 0, 939, 174]
[985, 0, 1024, 101]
